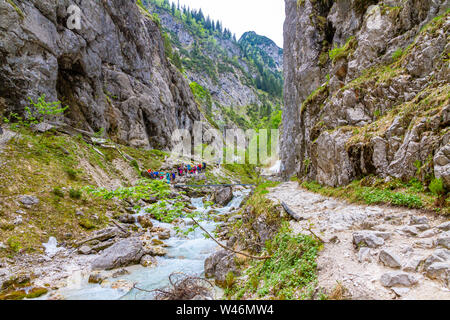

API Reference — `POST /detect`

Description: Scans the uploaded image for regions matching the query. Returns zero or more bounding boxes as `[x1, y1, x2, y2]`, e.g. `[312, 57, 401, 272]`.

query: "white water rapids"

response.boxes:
[47, 189, 250, 300]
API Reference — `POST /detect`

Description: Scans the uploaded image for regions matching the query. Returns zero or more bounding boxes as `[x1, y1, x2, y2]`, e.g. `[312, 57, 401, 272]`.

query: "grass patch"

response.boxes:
[299, 177, 448, 214]
[227, 222, 321, 300]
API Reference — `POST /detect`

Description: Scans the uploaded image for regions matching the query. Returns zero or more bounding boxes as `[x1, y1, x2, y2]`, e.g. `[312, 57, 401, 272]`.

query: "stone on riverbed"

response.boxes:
[140, 255, 157, 267]
[137, 215, 153, 229]
[204, 250, 240, 287]
[91, 238, 145, 270]
[213, 187, 233, 207]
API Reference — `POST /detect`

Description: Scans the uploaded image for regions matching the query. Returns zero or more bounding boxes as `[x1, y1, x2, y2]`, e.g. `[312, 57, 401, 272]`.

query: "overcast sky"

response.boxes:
[172, 0, 285, 48]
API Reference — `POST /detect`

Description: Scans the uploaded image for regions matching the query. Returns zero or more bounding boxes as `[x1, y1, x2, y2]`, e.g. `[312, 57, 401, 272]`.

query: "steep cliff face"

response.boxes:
[282, 0, 449, 188]
[146, 0, 283, 130]
[0, 0, 203, 149]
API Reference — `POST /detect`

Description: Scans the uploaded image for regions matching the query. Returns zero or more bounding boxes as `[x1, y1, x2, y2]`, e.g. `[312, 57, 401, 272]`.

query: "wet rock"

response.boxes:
[204, 250, 240, 287]
[88, 272, 107, 284]
[91, 238, 145, 270]
[423, 249, 450, 271]
[379, 249, 402, 268]
[437, 231, 450, 249]
[145, 246, 167, 257]
[205, 250, 229, 278]
[78, 245, 92, 255]
[18, 195, 39, 208]
[137, 215, 153, 229]
[112, 268, 130, 278]
[213, 187, 233, 207]
[353, 231, 385, 248]
[380, 272, 418, 288]
[140, 255, 157, 268]
[118, 214, 136, 224]
[158, 230, 171, 240]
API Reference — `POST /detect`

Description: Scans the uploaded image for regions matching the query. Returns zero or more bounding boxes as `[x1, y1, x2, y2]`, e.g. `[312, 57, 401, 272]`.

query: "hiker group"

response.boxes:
[147, 162, 207, 184]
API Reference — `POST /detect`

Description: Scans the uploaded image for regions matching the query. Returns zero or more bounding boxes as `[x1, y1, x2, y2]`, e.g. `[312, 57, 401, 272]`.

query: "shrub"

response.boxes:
[52, 187, 65, 198]
[65, 168, 78, 180]
[69, 188, 82, 199]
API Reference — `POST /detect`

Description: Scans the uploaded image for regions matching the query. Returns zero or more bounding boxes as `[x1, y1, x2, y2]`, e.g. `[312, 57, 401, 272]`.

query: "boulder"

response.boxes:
[78, 245, 92, 255]
[379, 249, 402, 268]
[213, 187, 233, 207]
[353, 231, 385, 248]
[205, 250, 239, 287]
[380, 272, 418, 288]
[91, 238, 145, 270]
[158, 230, 171, 240]
[19, 195, 39, 208]
[117, 214, 136, 224]
[137, 215, 153, 229]
[88, 272, 107, 284]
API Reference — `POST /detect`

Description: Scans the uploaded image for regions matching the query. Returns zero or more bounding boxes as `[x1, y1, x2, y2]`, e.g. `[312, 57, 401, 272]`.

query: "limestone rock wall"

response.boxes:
[0, 0, 204, 150]
[281, 0, 449, 187]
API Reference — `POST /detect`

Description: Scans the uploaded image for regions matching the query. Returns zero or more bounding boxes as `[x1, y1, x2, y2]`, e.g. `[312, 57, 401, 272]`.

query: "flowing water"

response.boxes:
[51, 189, 250, 300]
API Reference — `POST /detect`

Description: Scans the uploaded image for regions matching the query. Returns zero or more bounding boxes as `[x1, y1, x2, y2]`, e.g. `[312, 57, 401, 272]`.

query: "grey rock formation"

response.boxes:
[204, 249, 239, 286]
[281, 0, 450, 188]
[0, 0, 204, 150]
[19, 195, 39, 208]
[91, 238, 145, 270]
[380, 271, 418, 287]
[213, 187, 233, 207]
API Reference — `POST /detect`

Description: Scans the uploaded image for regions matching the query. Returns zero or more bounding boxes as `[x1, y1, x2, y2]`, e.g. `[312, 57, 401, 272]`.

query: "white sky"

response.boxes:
[172, 0, 285, 48]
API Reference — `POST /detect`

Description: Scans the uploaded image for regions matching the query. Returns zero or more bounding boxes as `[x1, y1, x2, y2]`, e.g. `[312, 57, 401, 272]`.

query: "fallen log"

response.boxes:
[281, 201, 304, 221]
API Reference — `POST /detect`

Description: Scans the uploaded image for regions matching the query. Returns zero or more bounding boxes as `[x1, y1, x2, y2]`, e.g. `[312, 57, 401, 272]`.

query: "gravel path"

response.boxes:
[266, 181, 450, 300]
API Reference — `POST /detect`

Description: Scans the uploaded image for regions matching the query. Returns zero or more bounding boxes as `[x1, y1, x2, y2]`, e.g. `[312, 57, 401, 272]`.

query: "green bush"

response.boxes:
[429, 178, 445, 195]
[232, 222, 319, 300]
[69, 188, 82, 199]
